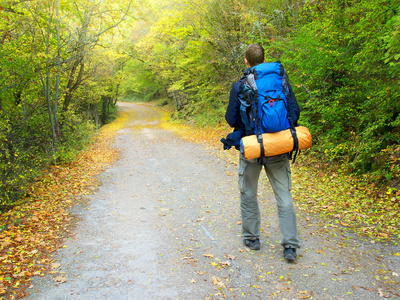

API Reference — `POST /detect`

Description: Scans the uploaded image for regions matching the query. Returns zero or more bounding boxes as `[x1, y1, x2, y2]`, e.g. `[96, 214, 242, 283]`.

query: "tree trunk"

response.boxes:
[62, 60, 84, 112]
[101, 95, 112, 125]
[54, 0, 61, 136]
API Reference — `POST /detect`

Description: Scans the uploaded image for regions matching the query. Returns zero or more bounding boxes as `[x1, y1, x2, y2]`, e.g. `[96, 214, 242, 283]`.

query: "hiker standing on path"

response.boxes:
[223, 43, 301, 262]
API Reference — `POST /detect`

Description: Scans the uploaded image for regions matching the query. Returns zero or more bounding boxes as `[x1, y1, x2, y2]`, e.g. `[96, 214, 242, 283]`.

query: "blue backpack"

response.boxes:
[239, 62, 300, 162]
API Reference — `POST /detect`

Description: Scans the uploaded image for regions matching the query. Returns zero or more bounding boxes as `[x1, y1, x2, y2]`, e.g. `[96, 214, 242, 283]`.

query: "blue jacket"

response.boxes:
[221, 70, 249, 150]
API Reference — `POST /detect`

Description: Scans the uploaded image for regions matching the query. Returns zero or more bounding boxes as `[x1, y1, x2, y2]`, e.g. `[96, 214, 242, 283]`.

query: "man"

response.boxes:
[224, 43, 301, 262]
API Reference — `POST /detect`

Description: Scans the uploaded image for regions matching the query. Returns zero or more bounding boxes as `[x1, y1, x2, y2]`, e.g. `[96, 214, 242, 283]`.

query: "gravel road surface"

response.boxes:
[26, 102, 400, 299]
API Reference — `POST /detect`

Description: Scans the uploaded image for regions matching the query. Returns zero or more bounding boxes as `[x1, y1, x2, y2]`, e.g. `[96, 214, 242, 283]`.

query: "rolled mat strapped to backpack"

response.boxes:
[240, 126, 312, 160]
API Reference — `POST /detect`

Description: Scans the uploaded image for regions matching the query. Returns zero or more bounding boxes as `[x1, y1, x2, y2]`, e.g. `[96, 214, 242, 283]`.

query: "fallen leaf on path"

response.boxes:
[219, 261, 232, 267]
[212, 276, 221, 285]
[15, 236, 24, 242]
[51, 263, 61, 270]
[203, 253, 214, 258]
[236, 221, 241, 225]
[378, 288, 389, 298]
[360, 286, 376, 292]
[226, 254, 236, 260]
[53, 275, 67, 283]
[195, 270, 206, 275]
[190, 279, 196, 283]
[316, 249, 325, 254]
[217, 281, 226, 288]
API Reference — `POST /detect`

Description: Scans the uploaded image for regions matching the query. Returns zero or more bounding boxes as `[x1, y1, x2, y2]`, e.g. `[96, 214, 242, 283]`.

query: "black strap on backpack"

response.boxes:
[281, 67, 300, 163]
[245, 70, 266, 165]
[239, 81, 255, 136]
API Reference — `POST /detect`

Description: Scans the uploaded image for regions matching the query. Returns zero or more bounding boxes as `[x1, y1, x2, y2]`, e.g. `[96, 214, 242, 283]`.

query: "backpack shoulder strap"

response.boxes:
[277, 62, 301, 163]
[244, 68, 266, 164]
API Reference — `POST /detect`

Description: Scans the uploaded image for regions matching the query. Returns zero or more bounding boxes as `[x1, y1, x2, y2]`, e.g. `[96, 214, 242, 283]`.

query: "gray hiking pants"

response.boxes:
[238, 153, 301, 249]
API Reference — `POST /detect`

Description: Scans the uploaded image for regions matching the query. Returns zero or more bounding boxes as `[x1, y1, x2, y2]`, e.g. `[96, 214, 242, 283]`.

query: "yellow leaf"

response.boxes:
[53, 275, 67, 283]
[212, 276, 221, 285]
[51, 263, 61, 270]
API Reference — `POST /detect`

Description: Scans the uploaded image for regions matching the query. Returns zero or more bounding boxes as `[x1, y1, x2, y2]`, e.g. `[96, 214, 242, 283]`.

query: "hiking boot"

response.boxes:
[283, 247, 297, 262]
[243, 238, 260, 250]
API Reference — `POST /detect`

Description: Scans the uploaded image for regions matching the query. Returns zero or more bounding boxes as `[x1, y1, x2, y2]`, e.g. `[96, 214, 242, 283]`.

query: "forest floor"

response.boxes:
[1, 102, 399, 299]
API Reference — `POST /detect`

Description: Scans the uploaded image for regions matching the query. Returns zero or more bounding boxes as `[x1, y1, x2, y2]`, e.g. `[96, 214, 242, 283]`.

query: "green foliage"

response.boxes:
[0, 0, 133, 210]
[57, 111, 97, 163]
[119, 60, 162, 101]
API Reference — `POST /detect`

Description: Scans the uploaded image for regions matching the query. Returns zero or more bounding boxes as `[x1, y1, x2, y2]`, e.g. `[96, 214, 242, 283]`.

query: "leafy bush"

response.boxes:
[276, 0, 400, 183]
[57, 111, 97, 163]
[0, 109, 51, 211]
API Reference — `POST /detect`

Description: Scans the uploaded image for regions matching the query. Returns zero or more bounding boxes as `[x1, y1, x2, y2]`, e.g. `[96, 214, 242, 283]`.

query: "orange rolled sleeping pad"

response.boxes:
[241, 126, 312, 160]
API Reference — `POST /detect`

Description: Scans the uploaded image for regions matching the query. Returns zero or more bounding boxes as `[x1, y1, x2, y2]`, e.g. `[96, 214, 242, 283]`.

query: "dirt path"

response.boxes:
[26, 102, 399, 299]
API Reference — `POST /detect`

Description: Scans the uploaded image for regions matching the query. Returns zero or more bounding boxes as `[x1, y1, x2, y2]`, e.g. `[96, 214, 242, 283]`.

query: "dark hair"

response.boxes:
[245, 43, 264, 67]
